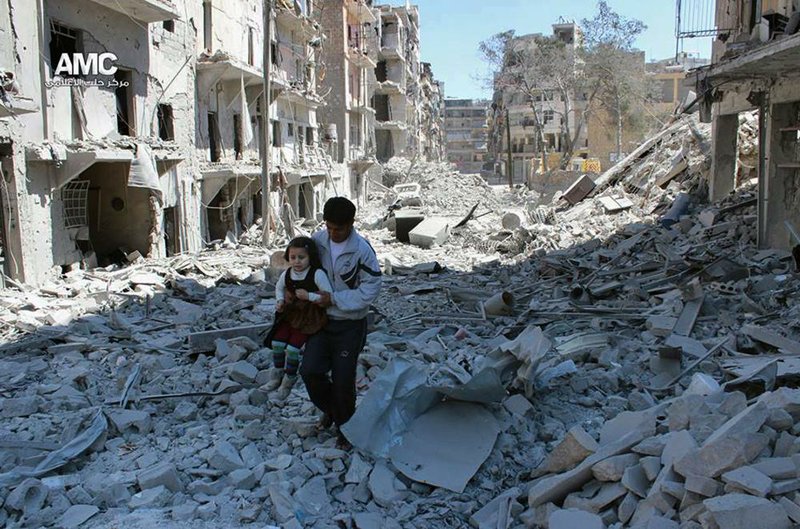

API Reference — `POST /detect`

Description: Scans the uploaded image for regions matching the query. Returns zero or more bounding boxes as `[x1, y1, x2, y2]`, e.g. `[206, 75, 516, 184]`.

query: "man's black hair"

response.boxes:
[284, 236, 322, 269]
[323, 196, 356, 225]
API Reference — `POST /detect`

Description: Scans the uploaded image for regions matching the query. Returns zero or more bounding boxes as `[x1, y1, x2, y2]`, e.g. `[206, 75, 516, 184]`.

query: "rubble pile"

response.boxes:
[1, 112, 799, 529]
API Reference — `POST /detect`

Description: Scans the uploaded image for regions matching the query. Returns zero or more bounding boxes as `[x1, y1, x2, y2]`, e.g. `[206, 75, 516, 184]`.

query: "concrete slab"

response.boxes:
[408, 217, 450, 248]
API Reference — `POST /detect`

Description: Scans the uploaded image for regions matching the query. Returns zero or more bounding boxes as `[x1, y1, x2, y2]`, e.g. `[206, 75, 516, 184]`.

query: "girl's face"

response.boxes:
[287, 247, 310, 272]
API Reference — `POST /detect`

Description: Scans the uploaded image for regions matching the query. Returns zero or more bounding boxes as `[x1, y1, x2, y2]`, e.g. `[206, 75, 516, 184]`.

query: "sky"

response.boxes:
[390, 0, 713, 100]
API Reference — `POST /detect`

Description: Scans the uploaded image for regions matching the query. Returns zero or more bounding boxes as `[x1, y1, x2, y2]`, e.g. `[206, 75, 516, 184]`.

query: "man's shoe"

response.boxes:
[272, 375, 296, 401]
[316, 413, 333, 431]
[335, 430, 352, 450]
[262, 367, 283, 391]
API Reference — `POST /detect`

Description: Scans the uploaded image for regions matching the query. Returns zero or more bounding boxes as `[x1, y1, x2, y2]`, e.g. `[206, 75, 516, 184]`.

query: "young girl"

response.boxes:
[263, 237, 333, 401]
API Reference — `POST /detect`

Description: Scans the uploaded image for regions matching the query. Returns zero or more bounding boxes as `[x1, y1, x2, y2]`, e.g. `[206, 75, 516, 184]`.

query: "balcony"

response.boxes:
[380, 33, 403, 60]
[345, 0, 377, 24]
[349, 98, 374, 114]
[375, 80, 403, 95]
[705, 32, 800, 82]
[375, 120, 407, 131]
[348, 145, 376, 167]
[197, 51, 262, 85]
[0, 94, 38, 118]
[347, 46, 376, 69]
[275, 4, 316, 38]
[83, 0, 179, 23]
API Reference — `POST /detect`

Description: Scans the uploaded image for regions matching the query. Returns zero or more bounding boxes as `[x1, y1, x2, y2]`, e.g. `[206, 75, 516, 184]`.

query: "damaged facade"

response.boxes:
[695, 0, 800, 250]
[490, 22, 592, 185]
[443, 98, 492, 178]
[0, 0, 446, 286]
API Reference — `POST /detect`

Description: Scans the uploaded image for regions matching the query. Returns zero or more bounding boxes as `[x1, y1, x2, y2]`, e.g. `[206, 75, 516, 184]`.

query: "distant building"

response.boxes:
[444, 99, 491, 177]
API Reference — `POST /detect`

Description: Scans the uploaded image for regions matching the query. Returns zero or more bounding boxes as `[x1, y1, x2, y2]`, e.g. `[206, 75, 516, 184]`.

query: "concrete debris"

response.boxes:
[2, 111, 799, 528]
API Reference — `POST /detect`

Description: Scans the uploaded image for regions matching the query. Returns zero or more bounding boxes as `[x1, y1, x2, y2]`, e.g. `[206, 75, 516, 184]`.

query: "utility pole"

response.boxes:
[260, 0, 272, 247]
[505, 107, 513, 189]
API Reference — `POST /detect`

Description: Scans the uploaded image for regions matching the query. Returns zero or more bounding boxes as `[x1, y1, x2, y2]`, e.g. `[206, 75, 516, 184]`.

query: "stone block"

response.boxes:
[618, 492, 639, 524]
[751, 457, 797, 480]
[129, 485, 171, 509]
[546, 426, 599, 473]
[778, 496, 800, 523]
[772, 478, 800, 495]
[234, 404, 264, 422]
[369, 461, 406, 508]
[592, 453, 640, 482]
[208, 440, 245, 472]
[408, 217, 450, 248]
[563, 481, 626, 513]
[58, 505, 99, 528]
[600, 410, 657, 446]
[108, 409, 152, 435]
[622, 464, 650, 498]
[674, 433, 770, 478]
[548, 508, 604, 529]
[703, 493, 790, 529]
[646, 315, 677, 337]
[228, 468, 257, 490]
[137, 462, 183, 492]
[529, 430, 645, 507]
[684, 474, 720, 497]
[393, 208, 425, 243]
[228, 361, 259, 384]
[640, 457, 662, 482]
[722, 466, 773, 497]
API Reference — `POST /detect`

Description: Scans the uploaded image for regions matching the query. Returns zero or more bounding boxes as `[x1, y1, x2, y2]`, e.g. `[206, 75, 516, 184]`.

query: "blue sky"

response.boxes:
[394, 0, 713, 100]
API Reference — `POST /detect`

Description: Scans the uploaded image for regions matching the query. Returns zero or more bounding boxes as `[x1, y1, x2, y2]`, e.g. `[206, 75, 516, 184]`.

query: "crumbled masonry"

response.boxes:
[2, 112, 800, 528]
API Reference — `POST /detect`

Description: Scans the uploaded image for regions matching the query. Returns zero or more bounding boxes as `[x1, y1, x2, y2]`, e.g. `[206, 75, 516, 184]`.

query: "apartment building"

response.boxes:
[318, 0, 379, 204]
[692, 0, 800, 249]
[0, 0, 342, 286]
[444, 98, 491, 177]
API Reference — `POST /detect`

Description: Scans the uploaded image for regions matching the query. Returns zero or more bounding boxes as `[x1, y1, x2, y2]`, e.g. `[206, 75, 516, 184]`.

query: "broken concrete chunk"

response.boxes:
[408, 217, 450, 248]
[545, 425, 599, 473]
[722, 466, 773, 497]
[369, 461, 406, 508]
[703, 493, 790, 529]
[645, 315, 676, 337]
[129, 485, 171, 509]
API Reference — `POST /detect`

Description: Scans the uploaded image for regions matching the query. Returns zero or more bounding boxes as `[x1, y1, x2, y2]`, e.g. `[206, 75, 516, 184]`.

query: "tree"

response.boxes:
[580, 1, 650, 160]
[479, 30, 591, 174]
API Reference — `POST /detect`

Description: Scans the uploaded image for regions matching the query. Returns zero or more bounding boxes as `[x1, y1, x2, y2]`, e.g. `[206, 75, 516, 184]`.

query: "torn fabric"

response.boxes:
[128, 143, 162, 196]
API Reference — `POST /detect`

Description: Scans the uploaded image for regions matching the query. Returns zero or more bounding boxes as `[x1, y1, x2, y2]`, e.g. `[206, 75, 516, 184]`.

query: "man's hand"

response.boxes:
[315, 291, 333, 308]
[296, 289, 309, 301]
[276, 300, 285, 312]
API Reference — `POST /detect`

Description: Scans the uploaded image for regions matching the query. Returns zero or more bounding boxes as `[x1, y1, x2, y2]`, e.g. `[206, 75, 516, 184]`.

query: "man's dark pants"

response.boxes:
[300, 318, 367, 427]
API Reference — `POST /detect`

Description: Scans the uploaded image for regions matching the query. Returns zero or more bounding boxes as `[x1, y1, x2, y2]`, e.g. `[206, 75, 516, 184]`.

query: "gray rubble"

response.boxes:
[1, 113, 800, 528]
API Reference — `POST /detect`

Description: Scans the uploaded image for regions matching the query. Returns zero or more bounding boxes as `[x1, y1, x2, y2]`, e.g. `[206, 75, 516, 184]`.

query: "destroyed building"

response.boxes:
[417, 62, 446, 163]
[444, 98, 492, 178]
[690, 0, 800, 250]
[317, 0, 380, 204]
[373, 3, 421, 162]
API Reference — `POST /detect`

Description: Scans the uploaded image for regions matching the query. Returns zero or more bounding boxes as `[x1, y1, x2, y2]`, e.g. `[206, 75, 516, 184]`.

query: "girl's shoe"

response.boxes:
[262, 367, 283, 391]
[273, 375, 297, 401]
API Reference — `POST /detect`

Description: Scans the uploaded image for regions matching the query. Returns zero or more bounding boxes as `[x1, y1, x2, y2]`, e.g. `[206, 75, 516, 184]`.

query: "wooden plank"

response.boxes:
[742, 324, 800, 355]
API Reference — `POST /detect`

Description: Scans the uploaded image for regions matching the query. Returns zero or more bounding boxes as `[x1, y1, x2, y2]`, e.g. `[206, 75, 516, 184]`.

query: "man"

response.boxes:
[301, 197, 382, 448]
